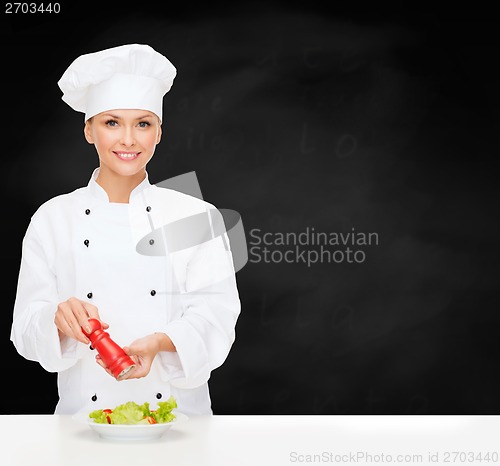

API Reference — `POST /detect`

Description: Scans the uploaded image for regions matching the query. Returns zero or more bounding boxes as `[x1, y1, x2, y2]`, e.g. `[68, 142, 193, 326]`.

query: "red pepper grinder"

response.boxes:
[82, 318, 136, 380]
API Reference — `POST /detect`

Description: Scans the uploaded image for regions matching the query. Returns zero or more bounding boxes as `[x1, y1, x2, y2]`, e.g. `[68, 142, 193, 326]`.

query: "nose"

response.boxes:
[120, 127, 136, 147]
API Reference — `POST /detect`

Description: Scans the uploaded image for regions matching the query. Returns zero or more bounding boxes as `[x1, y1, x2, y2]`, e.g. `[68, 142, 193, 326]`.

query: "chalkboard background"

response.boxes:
[2, 5, 499, 414]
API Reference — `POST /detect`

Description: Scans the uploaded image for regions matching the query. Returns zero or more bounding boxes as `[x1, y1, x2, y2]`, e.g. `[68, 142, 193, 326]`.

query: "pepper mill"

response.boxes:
[82, 318, 136, 380]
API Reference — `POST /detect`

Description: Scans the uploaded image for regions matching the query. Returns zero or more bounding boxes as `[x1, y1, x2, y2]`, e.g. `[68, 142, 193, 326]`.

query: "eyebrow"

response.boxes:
[102, 113, 154, 120]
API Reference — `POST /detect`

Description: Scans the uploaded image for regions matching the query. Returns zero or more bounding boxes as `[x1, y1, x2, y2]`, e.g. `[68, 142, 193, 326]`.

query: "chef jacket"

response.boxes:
[11, 168, 241, 416]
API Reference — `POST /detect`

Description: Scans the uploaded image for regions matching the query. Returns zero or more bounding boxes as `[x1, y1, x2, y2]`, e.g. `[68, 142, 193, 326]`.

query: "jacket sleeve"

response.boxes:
[157, 230, 241, 389]
[10, 218, 79, 373]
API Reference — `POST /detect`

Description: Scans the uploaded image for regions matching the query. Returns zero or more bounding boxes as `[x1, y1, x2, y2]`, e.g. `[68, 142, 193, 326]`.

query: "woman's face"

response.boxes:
[84, 109, 162, 179]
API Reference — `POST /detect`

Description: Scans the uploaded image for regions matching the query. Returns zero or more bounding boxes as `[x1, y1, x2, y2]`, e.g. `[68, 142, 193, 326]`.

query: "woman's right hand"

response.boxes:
[54, 297, 108, 344]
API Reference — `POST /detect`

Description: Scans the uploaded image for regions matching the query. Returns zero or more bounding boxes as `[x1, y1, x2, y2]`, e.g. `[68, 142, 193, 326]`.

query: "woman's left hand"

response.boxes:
[95, 333, 164, 380]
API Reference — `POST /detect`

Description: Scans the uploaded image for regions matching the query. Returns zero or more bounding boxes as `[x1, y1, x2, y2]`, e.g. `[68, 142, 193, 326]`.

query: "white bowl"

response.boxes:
[72, 410, 188, 441]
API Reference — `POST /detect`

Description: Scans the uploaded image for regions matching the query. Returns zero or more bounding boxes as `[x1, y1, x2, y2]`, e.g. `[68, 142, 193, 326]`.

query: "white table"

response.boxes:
[1, 415, 499, 466]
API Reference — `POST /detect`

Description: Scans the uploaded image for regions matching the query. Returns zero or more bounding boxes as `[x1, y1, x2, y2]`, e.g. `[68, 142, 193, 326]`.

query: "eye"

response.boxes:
[138, 121, 151, 128]
[105, 119, 118, 127]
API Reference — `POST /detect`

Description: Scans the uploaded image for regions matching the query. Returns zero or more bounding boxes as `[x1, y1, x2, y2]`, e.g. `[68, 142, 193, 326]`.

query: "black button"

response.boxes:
[87, 292, 93, 299]
[91, 394, 97, 402]
[149, 239, 154, 245]
[84, 239, 89, 247]
[89, 345, 94, 351]
[156, 393, 162, 399]
[150, 290, 156, 296]
[146, 206, 152, 212]
[85, 209, 91, 215]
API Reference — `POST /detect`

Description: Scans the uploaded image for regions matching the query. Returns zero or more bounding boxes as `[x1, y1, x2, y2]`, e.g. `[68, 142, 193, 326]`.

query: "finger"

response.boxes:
[95, 356, 114, 377]
[55, 308, 90, 344]
[123, 364, 146, 380]
[71, 321, 92, 344]
[74, 330, 91, 345]
[83, 302, 108, 328]
[64, 297, 95, 334]
[95, 355, 105, 368]
[119, 367, 138, 380]
[56, 318, 88, 343]
[55, 301, 80, 335]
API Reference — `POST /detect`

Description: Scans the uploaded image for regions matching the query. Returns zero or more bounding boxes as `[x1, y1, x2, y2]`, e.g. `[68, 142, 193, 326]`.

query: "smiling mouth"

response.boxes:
[114, 151, 140, 160]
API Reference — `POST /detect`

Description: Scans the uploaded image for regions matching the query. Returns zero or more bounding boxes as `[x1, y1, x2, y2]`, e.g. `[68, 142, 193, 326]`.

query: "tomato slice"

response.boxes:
[102, 409, 112, 424]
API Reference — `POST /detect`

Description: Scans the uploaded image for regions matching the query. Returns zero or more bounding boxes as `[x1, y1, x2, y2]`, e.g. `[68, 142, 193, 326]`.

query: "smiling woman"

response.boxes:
[10, 43, 241, 417]
[84, 110, 163, 202]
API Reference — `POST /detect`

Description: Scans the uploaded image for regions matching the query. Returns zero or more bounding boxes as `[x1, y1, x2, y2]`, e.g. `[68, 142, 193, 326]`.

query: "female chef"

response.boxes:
[10, 44, 241, 416]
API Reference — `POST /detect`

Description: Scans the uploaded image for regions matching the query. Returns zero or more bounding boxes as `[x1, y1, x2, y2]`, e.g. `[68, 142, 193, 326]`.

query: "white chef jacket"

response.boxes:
[11, 169, 241, 416]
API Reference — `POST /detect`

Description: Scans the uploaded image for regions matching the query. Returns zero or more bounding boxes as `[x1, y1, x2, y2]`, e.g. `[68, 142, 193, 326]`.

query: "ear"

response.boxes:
[84, 121, 94, 144]
[156, 123, 163, 145]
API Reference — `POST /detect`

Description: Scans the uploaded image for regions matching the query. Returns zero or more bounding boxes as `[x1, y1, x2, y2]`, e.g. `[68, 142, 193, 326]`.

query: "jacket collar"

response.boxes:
[87, 168, 152, 202]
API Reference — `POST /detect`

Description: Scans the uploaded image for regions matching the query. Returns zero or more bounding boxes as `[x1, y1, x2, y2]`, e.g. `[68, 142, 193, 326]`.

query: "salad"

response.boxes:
[89, 397, 177, 425]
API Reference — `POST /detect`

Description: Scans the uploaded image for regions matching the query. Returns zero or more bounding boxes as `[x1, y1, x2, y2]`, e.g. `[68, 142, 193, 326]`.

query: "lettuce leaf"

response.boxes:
[109, 401, 147, 425]
[89, 409, 109, 424]
[152, 396, 177, 423]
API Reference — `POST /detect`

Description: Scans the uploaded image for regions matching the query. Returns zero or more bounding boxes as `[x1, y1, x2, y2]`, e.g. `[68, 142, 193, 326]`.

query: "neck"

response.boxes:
[96, 168, 146, 203]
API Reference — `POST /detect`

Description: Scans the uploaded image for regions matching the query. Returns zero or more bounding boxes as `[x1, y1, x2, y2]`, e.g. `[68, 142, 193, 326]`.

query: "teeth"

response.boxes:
[117, 152, 138, 158]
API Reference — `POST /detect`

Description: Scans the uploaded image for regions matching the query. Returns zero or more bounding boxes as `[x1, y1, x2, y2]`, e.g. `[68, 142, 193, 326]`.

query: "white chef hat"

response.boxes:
[58, 43, 176, 122]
